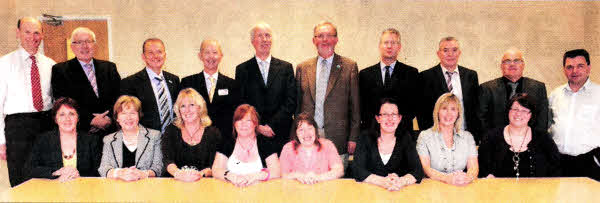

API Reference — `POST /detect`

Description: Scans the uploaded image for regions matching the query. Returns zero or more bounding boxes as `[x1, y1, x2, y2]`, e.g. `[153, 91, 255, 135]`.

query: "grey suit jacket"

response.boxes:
[478, 76, 549, 134]
[295, 53, 360, 154]
[98, 125, 163, 177]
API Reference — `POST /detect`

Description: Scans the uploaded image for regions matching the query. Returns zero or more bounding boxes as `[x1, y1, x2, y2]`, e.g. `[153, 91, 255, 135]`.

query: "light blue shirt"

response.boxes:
[145, 67, 173, 120]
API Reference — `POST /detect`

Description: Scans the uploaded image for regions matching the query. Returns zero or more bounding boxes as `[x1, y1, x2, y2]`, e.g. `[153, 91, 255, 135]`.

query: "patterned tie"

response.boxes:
[30, 55, 43, 112]
[208, 77, 216, 103]
[508, 82, 518, 99]
[155, 76, 171, 132]
[445, 71, 454, 92]
[314, 59, 328, 129]
[384, 66, 392, 89]
[84, 63, 99, 97]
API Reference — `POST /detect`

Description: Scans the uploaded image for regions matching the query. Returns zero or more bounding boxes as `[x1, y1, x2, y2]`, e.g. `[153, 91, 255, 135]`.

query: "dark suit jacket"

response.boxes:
[478, 77, 549, 134]
[28, 130, 100, 178]
[181, 71, 240, 138]
[120, 68, 180, 131]
[417, 64, 480, 141]
[51, 58, 121, 132]
[295, 54, 360, 154]
[235, 56, 296, 147]
[359, 61, 418, 131]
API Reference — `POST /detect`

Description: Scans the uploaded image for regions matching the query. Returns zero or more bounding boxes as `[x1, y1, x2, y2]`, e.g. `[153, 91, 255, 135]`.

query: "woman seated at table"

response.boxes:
[279, 112, 343, 184]
[352, 98, 424, 190]
[162, 88, 221, 181]
[416, 93, 478, 186]
[479, 93, 561, 178]
[29, 97, 100, 182]
[212, 104, 280, 187]
[98, 95, 163, 181]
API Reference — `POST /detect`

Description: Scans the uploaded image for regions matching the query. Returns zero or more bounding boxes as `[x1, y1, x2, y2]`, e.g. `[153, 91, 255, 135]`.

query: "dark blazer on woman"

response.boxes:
[352, 129, 424, 182]
[478, 127, 561, 178]
[28, 130, 100, 179]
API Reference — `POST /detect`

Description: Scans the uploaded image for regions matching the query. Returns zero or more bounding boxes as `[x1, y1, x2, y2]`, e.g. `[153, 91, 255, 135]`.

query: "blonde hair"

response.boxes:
[431, 93, 463, 133]
[172, 88, 212, 128]
[113, 95, 143, 121]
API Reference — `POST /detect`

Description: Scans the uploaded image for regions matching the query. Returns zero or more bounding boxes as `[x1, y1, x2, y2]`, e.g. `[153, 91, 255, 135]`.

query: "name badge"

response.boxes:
[218, 89, 229, 96]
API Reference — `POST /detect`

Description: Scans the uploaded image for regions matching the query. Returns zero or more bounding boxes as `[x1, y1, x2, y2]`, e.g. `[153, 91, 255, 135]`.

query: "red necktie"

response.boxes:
[30, 55, 43, 112]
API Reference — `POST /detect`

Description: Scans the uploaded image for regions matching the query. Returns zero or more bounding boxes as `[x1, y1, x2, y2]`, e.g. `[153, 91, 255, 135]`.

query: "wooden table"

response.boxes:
[1, 177, 599, 202]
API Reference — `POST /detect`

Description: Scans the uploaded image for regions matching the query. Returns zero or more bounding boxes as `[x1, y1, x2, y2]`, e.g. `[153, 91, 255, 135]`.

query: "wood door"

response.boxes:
[42, 19, 109, 63]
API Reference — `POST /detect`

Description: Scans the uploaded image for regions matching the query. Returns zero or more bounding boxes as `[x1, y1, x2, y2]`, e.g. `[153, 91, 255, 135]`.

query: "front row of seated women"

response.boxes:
[27, 89, 562, 189]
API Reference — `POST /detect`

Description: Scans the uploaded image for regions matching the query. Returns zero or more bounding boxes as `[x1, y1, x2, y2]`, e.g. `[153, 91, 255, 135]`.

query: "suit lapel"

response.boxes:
[110, 131, 124, 168]
[68, 58, 98, 98]
[164, 73, 178, 103]
[248, 58, 267, 88]
[137, 70, 159, 111]
[325, 54, 342, 98]
[266, 58, 281, 88]
[458, 66, 469, 95]
[92, 59, 105, 98]
[375, 62, 385, 87]
[495, 78, 507, 107]
[196, 72, 210, 101]
[435, 65, 450, 92]
[307, 58, 318, 101]
[135, 126, 151, 167]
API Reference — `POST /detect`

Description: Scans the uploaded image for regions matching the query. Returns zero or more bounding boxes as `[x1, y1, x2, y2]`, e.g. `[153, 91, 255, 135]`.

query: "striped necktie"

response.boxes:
[84, 63, 98, 97]
[445, 71, 455, 92]
[155, 76, 171, 132]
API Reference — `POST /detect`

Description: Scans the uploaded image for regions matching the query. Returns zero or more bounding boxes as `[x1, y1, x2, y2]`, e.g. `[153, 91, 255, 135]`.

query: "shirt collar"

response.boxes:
[564, 77, 592, 94]
[318, 54, 334, 66]
[501, 76, 523, 84]
[78, 59, 95, 69]
[255, 55, 272, 65]
[145, 67, 163, 80]
[18, 46, 40, 62]
[440, 64, 460, 75]
[380, 61, 397, 72]
[203, 71, 218, 80]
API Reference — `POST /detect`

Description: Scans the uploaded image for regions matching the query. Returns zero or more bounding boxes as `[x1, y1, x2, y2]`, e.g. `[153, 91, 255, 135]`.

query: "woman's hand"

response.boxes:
[296, 172, 319, 185]
[446, 171, 473, 186]
[52, 167, 80, 182]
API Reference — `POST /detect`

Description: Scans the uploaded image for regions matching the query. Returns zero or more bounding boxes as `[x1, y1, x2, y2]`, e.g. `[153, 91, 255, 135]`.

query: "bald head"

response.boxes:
[17, 17, 43, 55]
[501, 48, 525, 82]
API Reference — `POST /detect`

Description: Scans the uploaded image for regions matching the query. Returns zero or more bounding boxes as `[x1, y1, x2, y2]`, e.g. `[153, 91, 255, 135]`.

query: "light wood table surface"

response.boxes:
[1, 177, 599, 202]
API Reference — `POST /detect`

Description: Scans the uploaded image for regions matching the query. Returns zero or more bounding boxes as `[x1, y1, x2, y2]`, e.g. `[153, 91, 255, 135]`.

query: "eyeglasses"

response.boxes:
[502, 59, 524, 65]
[381, 41, 400, 46]
[72, 40, 95, 45]
[509, 108, 530, 114]
[314, 34, 337, 40]
[378, 113, 400, 118]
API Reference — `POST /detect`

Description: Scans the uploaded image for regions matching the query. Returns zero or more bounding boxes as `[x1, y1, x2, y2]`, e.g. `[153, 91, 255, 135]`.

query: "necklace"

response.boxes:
[507, 126, 529, 179]
[238, 138, 256, 154]
[184, 126, 202, 145]
[62, 147, 76, 160]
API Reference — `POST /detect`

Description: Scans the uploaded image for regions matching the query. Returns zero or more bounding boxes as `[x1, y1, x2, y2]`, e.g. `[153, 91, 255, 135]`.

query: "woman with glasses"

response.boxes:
[352, 98, 423, 190]
[479, 93, 561, 178]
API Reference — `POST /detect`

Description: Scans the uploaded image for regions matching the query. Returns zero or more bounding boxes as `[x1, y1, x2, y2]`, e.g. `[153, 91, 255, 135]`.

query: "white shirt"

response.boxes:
[549, 79, 600, 156]
[145, 68, 173, 120]
[0, 47, 55, 144]
[440, 65, 466, 130]
[380, 61, 396, 84]
[203, 71, 218, 94]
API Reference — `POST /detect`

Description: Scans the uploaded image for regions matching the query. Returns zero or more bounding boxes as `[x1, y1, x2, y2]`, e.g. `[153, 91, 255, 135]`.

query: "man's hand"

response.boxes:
[91, 111, 111, 129]
[257, 125, 275, 137]
[347, 141, 357, 154]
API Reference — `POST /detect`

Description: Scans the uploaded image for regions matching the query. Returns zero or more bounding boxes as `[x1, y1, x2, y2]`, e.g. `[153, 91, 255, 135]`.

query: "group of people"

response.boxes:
[0, 17, 598, 191]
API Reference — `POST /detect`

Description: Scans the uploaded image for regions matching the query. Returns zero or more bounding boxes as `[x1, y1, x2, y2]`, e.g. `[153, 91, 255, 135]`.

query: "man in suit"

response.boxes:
[359, 28, 418, 132]
[417, 37, 480, 141]
[181, 39, 240, 138]
[296, 21, 360, 167]
[478, 48, 548, 135]
[0, 17, 56, 187]
[52, 27, 121, 140]
[120, 38, 180, 132]
[235, 22, 295, 153]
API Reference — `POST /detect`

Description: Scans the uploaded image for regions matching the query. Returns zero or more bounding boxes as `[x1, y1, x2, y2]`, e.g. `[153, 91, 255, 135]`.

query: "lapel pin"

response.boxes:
[336, 64, 341, 69]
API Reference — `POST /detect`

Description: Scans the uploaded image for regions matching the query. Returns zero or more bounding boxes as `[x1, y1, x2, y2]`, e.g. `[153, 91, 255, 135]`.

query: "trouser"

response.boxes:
[560, 148, 600, 181]
[5, 111, 52, 187]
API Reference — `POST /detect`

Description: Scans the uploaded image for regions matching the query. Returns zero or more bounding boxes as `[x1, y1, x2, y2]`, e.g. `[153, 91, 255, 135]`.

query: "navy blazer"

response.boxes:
[120, 68, 180, 131]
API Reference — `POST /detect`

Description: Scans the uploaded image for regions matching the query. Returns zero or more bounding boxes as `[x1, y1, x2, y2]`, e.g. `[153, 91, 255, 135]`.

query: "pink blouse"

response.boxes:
[280, 138, 341, 174]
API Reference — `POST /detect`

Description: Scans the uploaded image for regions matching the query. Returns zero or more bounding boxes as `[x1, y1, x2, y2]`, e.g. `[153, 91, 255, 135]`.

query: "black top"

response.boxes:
[161, 125, 222, 176]
[479, 127, 562, 178]
[28, 130, 100, 178]
[217, 135, 276, 168]
[496, 149, 533, 177]
[122, 145, 136, 168]
[352, 130, 424, 182]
